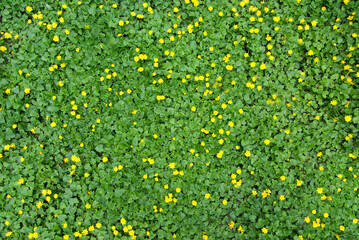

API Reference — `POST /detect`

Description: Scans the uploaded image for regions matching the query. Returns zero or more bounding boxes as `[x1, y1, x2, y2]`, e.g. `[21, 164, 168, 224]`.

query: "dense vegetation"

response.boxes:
[0, 0, 358, 239]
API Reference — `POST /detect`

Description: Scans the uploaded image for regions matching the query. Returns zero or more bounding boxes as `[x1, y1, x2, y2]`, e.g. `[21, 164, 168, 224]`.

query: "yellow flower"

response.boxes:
[53, 36, 59, 42]
[264, 139, 270, 145]
[222, 199, 228, 205]
[202, 233, 208, 240]
[340, 225, 345, 231]
[36, 201, 44, 209]
[17, 178, 24, 185]
[237, 225, 244, 234]
[262, 189, 271, 198]
[308, 50, 314, 56]
[244, 150, 251, 157]
[345, 116, 352, 122]
[228, 220, 235, 229]
[191, 106, 196, 112]
[120, 218, 126, 225]
[42, 189, 47, 196]
[192, 200, 197, 206]
[296, 179, 303, 186]
[217, 150, 223, 158]
[226, 65, 233, 70]
[4, 32, 12, 39]
[262, 228, 268, 234]
[156, 95, 165, 101]
[26, 6, 33, 12]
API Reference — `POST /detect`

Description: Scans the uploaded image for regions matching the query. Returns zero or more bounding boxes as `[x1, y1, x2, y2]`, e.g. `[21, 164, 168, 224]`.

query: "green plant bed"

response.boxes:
[0, 0, 358, 239]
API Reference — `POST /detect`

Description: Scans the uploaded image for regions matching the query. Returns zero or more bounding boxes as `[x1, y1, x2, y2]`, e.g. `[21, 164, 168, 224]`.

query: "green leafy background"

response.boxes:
[0, 0, 358, 239]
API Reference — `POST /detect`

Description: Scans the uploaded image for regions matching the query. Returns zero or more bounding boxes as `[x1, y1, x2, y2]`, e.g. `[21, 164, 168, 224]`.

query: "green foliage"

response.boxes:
[0, 0, 358, 239]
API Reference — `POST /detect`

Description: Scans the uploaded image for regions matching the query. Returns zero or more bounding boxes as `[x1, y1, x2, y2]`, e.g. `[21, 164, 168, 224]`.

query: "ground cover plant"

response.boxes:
[0, 0, 358, 239]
